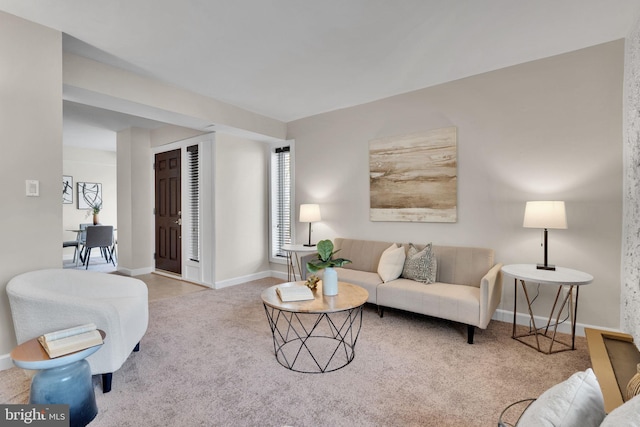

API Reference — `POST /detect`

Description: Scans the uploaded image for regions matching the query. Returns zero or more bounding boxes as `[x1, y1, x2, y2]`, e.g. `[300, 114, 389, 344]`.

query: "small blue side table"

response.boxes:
[11, 330, 105, 427]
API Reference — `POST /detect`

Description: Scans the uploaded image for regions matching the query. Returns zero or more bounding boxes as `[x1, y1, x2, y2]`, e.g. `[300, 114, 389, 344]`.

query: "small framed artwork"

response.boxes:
[63, 175, 73, 204]
[77, 182, 102, 210]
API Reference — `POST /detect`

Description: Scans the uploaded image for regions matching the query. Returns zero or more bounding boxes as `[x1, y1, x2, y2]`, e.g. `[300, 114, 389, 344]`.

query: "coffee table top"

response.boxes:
[261, 281, 368, 313]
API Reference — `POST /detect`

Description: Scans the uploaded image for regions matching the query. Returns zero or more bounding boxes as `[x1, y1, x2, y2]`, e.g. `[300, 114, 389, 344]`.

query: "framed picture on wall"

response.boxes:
[369, 127, 458, 222]
[63, 175, 73, 204]
[77, 182, 102, 210]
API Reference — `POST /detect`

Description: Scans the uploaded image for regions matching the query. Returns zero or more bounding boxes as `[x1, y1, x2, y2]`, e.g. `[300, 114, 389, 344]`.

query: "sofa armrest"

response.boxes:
[478, 262, 503, 329]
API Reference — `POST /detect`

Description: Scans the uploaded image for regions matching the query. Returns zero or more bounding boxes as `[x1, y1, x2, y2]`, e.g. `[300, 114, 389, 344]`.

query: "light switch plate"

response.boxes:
[26, 180, 39, 197]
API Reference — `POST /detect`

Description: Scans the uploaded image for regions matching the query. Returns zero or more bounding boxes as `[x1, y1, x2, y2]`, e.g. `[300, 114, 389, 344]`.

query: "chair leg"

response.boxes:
[108, 246, 116, 266]
[85, 250, 91, 269]
[110, 244, 117, 264]
[102, 373, 112, 393]
[133, 342, 140, 352]
[467, 325, 475, 344]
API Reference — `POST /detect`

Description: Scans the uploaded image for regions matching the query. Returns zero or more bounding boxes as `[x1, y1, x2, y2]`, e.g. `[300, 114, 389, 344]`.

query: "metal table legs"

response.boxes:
[263, 304, 364, 373]
[512, 278, 579, 354]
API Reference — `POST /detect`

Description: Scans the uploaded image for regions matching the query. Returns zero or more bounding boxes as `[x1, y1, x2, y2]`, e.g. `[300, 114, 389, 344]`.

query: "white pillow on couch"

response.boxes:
[517, 368, 605, 427]
[600, 394, 640, 426]
[377, 243, 405, 282]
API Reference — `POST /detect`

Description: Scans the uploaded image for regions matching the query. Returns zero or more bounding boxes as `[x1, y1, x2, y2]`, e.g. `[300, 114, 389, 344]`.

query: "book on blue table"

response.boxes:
[37, 323, 103, 358]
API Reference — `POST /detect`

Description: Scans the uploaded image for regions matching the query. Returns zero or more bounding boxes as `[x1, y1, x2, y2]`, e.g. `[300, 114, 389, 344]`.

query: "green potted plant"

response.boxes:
[306, 239, 351, 296]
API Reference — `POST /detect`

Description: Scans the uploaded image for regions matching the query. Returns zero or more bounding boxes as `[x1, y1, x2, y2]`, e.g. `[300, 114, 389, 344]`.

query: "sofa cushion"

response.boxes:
[377, 279, 480, 326]
[431, 245, 494, 288]
[334, 267, 382, 304]
[334, 238, 395, 273]
[401, 243, 437, 284]
[600, 394, 640, 426]
[377, 244, 406, 283]
[517, 368, 605, 427]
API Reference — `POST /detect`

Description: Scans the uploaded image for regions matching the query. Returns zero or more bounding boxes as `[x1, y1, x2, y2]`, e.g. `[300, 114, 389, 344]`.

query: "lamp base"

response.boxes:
[303, 243, 316, 247]
[536, 264, 556, 271]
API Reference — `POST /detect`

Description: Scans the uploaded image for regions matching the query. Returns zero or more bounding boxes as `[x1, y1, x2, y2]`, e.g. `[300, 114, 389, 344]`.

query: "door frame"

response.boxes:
[152, 133, 215, 287]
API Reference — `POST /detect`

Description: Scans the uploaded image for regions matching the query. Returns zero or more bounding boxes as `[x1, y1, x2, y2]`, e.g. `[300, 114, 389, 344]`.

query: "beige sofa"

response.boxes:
[327, 238, 503, 344]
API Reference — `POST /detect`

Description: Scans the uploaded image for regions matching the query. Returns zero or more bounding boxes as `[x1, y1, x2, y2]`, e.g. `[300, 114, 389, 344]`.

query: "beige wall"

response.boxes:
[116, 128, 154, 275]
[215, 134, 270, 281]
[62, 146, 117, 254]
[288, 41, 624, 330]
[0, 12, 63, 358]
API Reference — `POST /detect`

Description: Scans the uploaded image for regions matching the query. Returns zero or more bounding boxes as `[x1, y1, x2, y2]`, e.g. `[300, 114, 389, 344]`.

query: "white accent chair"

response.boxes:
[6, 269, 148, 392]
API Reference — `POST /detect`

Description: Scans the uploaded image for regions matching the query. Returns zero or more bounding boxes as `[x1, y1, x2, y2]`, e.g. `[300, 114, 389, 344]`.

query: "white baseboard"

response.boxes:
[0, 353, 14, 371]
[270, 270, 288, 281]
[117, 266, 154, 276]
[492, 308, 623, 338]
[214, 271, 275, 289]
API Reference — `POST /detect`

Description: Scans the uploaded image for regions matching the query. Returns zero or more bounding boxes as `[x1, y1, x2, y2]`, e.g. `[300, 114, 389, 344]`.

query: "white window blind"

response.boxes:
[271, 146, 292, 259]
[187, 145, 200, 262]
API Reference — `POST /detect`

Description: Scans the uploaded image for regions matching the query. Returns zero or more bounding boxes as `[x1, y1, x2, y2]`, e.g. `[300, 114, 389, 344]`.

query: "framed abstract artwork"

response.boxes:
[369, 127, 457, 222]
[63, 175, 73, 204]
[77, 182, 102, 210]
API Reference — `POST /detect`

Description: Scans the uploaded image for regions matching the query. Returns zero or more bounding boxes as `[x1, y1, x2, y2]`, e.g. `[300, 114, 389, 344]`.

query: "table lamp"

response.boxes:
[299, 204, 321, 247]
[523, 201, 567, 271]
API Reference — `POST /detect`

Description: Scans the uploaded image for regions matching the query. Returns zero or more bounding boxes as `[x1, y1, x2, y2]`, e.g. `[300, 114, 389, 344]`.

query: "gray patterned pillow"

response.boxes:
[401, 243, 437, 284]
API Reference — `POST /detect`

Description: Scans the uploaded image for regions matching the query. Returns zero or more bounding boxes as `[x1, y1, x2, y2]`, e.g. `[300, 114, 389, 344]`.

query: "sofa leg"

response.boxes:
[467, 325, 475, 344]
[378, 306, 384, 318]
[133, 342, 140, 352]
[102, 373, 112, 393]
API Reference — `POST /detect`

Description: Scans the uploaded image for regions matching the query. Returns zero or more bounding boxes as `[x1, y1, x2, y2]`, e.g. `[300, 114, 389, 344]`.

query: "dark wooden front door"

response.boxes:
[155, 149, 181, 274]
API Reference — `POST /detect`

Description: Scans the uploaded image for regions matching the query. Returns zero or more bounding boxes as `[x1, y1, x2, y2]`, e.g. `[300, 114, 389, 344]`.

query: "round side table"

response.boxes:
[502, 264, 592, 354]
[10, 330, 106, 427]
[281, 244, 318, 281]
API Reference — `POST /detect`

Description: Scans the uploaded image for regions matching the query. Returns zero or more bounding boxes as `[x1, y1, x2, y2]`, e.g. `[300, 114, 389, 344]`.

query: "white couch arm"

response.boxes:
[479, 263, 503, 329]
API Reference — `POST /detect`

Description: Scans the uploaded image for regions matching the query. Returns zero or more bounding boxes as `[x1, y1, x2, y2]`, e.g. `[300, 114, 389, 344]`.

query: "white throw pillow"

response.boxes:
[600, 394, 640, 427]
[518, 368, 605, 427]
[377, 244, 406, 283]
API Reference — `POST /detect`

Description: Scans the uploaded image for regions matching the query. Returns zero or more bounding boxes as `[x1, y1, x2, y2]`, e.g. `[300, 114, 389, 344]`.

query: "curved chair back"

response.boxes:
[84, 226, 114, 269]
[85, 225, 113, 248]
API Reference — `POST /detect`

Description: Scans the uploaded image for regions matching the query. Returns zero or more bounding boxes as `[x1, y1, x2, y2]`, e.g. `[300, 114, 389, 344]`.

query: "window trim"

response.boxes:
[268, 140, 295, 264]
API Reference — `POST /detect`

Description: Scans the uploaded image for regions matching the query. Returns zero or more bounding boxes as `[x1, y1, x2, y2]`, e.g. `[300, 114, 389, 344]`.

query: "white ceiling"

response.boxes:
[2, 0, 640, 149]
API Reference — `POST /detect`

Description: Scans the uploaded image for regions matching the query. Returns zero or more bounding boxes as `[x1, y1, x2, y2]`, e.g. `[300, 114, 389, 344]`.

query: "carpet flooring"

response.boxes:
[0, 277, 591, 426]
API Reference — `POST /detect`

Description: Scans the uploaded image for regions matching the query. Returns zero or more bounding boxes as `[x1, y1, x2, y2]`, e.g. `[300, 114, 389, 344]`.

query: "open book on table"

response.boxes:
[37, 323, 104, 358]
[276, 285, 315, 302]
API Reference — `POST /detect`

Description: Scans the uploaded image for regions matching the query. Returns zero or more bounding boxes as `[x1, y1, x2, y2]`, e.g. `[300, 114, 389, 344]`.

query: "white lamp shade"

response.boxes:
[523, 201, 567, 229]
[299, 204, 321, 223]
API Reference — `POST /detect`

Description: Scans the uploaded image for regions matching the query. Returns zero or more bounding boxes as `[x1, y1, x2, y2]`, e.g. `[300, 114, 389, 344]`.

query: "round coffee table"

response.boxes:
[10, 330, 106, 426]
[261, 281, 368, 373]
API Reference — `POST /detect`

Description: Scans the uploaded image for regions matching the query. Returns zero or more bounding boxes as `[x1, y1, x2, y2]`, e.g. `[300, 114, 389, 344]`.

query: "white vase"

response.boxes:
[323, 267, 338, 296]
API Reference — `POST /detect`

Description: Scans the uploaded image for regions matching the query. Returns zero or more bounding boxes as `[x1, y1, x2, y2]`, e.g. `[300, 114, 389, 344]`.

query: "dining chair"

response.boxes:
[76, 223, 93, 265]
[83, 225, 115, 269]
[62, 240, 80, 266]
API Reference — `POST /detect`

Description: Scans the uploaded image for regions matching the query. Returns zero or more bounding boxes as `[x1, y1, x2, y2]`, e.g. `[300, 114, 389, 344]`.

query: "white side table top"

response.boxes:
[281, 244, 318, 253]
[502, 264, 593, 286]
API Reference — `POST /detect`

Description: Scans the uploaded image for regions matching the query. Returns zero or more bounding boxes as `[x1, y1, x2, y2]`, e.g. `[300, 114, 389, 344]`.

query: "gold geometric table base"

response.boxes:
[512, 279, 579, 354]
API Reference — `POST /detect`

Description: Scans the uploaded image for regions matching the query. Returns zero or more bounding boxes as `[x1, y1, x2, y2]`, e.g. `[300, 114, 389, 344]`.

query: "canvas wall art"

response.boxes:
[63, 175, 73, 204]
[369, 127, 457, 222]
[77, 182, 102, 210]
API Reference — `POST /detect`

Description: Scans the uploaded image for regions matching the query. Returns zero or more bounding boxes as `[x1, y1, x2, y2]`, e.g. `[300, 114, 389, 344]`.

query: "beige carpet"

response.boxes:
[0, 277, 591, 426]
